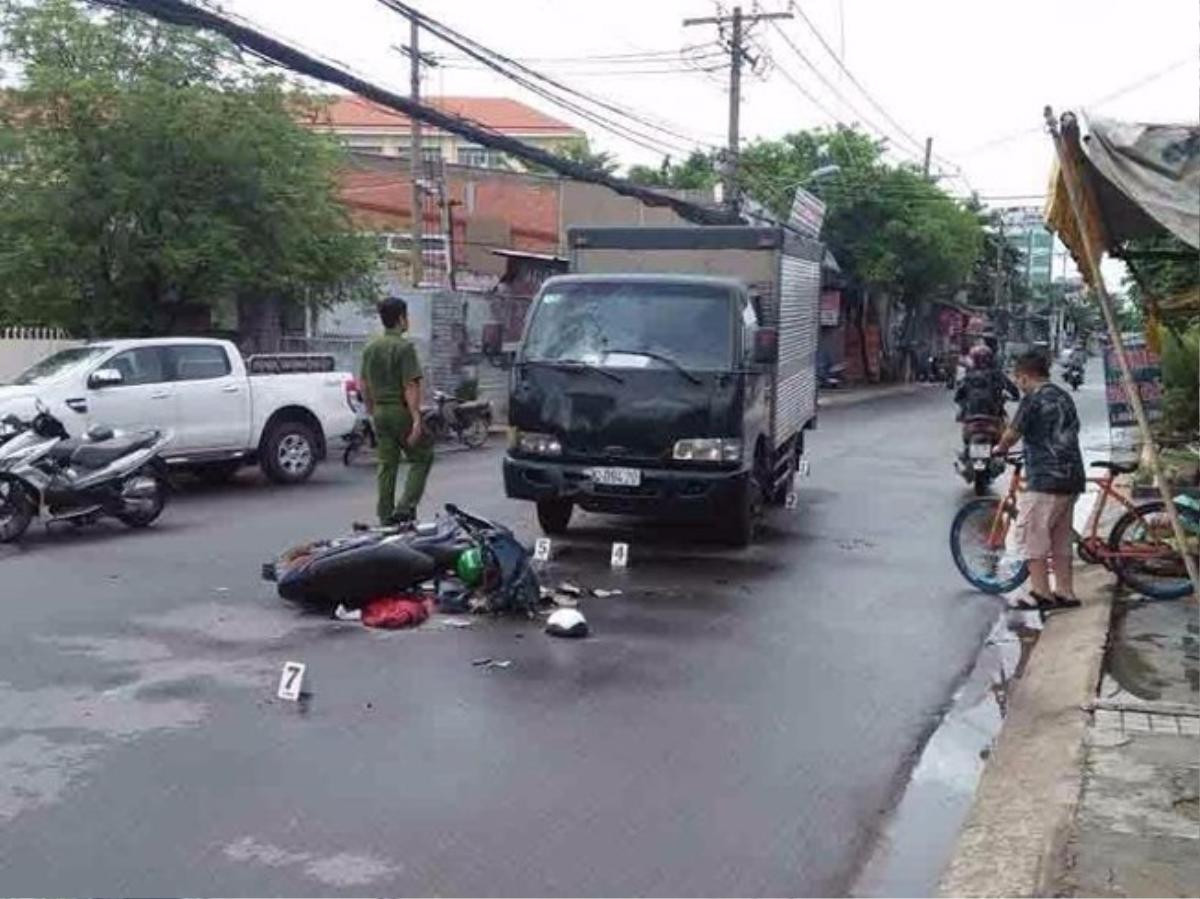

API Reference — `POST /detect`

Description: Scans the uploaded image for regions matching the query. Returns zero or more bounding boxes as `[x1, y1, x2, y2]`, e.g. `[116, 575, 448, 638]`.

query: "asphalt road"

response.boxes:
[0, 385, 1001, 896]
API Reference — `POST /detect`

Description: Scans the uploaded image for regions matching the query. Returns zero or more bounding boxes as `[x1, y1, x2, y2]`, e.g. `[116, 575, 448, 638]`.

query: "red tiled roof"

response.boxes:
[310, 94, 582, 136]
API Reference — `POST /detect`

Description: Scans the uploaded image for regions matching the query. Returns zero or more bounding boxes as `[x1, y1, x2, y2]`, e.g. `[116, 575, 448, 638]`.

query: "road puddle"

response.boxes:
[853, 611, 1041, 896]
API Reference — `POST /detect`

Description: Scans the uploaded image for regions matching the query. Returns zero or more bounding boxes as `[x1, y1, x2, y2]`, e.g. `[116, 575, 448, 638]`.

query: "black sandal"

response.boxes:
[1013, 591, 1057, 611]
[1053, 593, 1082, 609]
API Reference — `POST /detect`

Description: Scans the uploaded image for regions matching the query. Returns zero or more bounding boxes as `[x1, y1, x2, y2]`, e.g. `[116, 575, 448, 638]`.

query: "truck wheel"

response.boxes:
[263, 421, 318, 484]
[723, 475, 761, 547]
[536, 499, 573, 535]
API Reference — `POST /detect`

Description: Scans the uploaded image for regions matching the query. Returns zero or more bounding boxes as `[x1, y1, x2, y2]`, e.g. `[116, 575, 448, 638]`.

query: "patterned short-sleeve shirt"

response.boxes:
[1011, 381, 1086, 494]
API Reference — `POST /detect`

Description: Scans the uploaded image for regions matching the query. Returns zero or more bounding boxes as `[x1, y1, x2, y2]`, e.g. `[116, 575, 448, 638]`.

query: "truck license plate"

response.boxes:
[589, 466, 642, 487]
[968, 443, 992, 460]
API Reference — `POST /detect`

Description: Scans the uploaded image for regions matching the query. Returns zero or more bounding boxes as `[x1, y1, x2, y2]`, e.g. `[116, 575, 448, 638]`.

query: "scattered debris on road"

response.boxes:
[472, 657, 513, 670]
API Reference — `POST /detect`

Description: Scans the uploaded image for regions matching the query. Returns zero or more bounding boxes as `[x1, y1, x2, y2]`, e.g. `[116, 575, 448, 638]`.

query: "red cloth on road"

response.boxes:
[361, 595, 431, 629]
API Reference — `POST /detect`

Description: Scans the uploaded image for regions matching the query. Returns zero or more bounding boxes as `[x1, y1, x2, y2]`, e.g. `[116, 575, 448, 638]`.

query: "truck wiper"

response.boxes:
[521, 358, 624, 383]
[604, 348, 702, 385]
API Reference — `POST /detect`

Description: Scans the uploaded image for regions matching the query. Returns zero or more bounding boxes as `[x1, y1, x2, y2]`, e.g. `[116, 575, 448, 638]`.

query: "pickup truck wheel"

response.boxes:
[263, 422, 318, 484]
[536, 499, 573, 535]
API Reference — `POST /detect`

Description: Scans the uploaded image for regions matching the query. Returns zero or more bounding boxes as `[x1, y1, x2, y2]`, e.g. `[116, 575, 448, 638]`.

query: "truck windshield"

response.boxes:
[9, 345, 111, 386]
[523, 282, 734, 371]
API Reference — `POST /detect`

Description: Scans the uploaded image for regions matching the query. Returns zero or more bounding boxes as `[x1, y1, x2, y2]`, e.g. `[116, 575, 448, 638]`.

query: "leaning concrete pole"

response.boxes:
[1043, 107, 1198, 595]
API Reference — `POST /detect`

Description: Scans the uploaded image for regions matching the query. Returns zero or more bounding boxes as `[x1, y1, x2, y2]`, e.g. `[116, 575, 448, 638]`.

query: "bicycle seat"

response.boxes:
[433, 390, 451, 402]
[1090, 461, 1138, 474]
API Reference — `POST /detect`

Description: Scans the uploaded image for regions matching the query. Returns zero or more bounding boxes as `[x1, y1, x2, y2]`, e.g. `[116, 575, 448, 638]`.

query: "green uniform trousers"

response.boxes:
[373, 403, 434, 524]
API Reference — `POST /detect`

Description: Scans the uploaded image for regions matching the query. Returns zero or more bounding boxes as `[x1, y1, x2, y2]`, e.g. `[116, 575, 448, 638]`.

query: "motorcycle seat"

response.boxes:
[1090, 460, 1137, 474]
[71, 430, 158, 469]
[962, 415, 1003, 424]
[49, 439, 83, 462]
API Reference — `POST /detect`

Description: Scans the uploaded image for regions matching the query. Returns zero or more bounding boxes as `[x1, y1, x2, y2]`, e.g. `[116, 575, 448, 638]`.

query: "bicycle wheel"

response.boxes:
[950, 497, 1030, 594]
[1107, 500, 1198, 600]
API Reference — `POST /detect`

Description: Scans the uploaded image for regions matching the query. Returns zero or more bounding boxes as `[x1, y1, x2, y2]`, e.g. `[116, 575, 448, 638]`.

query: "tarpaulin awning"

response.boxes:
[1045, 113, 1200, 286]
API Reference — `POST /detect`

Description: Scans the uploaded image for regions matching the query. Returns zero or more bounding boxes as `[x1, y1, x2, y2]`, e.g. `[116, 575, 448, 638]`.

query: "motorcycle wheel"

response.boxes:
[115, 473, 168, 529]
[0, 478, 33, 543]
[461, 417, 489, 449]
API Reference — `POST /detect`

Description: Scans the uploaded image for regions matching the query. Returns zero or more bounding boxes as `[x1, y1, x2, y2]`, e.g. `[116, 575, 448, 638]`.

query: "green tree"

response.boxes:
[627, 150, 718, 190]
[0, 0, 379, 342]
[737, 127, 983, 373]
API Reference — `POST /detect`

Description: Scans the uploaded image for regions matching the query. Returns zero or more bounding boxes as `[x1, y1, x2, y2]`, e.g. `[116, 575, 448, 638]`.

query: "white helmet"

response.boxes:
[546, 608, 589, 638]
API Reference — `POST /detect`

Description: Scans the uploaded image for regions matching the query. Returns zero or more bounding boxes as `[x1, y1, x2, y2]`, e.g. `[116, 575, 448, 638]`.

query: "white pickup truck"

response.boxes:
[0, 338, 357, 484]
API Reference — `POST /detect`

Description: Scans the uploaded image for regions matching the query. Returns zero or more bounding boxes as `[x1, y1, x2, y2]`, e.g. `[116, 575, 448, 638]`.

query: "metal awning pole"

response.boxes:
[1044, 108, 1197, 595]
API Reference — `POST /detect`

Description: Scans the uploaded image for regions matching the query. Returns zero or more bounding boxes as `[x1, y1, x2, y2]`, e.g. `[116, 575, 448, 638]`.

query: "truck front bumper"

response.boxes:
[503, 455, 749, 519]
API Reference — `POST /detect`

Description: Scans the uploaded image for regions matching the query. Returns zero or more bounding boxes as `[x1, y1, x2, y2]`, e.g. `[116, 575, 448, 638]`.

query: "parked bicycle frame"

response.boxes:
[950, 454, 1197, 601]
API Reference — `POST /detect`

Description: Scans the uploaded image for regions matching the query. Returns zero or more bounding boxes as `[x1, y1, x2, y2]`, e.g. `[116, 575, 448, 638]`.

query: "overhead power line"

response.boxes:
[784, 1, 971, 189]
[768, 20, 924, 167]
[90, 0, 738, 225]
[376, 0, 716, 158]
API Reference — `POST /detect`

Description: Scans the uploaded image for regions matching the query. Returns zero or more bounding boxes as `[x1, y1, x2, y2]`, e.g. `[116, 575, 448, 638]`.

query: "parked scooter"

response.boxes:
[955, 415, 1006, 495]
[423, 391, 493, 449]
[0, 401, 171, 543]
[342, 388, 493, 464]
[341, 379, 377, 465]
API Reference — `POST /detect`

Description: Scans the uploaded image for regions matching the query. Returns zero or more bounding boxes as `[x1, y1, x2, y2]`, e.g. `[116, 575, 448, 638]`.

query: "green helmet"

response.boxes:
[456, 546, 484, 586]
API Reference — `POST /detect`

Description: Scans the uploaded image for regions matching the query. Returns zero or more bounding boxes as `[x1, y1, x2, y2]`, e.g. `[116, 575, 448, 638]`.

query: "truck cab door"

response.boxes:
[86, 346, 178, 439]
[163, 344, 250, 452]
[741, 298, 771, 437]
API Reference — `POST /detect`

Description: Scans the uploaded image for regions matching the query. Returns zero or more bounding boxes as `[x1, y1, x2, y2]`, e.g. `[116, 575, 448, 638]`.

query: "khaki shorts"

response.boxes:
[1014, 491, 1077, 560]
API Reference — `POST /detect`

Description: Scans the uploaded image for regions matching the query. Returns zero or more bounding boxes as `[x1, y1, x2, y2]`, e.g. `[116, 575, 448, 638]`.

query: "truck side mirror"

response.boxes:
[88, 368, 124, 389]
[753, 328, 778, 365]
[481, 322, 504, 357]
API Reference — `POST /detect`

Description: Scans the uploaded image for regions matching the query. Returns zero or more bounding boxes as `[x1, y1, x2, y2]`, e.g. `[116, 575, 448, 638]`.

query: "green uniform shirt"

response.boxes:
[360, 328, 422, 406]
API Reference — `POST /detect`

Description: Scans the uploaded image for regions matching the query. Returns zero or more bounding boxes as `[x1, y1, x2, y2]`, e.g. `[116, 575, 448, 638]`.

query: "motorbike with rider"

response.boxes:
[953, 345, 1020, 494]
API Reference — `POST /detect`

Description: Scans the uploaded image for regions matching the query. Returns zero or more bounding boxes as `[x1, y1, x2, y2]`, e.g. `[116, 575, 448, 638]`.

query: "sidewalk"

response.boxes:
[938, 568, 1199, 898]
[1054, 598, 1200, 898]
[817, 381, 929, 409]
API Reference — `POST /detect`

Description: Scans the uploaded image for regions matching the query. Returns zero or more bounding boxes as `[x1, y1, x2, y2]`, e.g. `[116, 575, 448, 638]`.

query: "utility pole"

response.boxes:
[922, 137, 933, 179]
[398, 18, 436, 287]
[684, 6, 792, 214]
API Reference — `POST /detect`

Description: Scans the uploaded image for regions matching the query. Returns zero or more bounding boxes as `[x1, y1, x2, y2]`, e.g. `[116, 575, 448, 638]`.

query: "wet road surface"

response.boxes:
[0, 386, 1001, 896]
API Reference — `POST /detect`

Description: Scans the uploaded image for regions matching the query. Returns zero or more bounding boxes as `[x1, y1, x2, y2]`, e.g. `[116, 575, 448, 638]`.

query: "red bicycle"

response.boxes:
[950, 455, 1197, 600]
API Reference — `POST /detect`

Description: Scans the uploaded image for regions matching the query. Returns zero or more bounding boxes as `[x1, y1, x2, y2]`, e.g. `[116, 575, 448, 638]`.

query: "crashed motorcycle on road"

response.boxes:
[263, 503, 539, 616]
[0, 402, 171, 543]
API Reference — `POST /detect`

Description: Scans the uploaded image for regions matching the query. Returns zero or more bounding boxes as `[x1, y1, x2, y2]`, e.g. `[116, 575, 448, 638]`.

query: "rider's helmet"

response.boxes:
[969, 344, 994, 369]
[455, 546, 485, 587]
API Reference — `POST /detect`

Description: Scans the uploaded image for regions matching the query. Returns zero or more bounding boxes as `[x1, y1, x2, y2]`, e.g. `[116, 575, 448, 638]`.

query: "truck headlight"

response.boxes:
[673, 438, 742, 463]
[512, 429, 562, 456]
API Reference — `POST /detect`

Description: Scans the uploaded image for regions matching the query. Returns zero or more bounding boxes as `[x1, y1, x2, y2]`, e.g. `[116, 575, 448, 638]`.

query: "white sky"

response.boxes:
[229, 0, 1199, 208]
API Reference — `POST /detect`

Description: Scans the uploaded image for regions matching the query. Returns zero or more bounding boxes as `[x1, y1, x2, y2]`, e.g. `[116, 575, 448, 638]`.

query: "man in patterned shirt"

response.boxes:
[994, 350, 1086, 611]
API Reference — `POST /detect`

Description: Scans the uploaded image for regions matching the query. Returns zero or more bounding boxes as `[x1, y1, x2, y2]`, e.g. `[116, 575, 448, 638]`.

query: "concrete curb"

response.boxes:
[937, 565, 1116, 898]
[818, 383, 927, 409]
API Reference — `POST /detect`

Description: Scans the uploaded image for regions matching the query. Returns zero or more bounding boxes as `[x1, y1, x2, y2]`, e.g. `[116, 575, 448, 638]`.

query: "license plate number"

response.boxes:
[969, 444, 992, 460]
[589, 466, 642, 486]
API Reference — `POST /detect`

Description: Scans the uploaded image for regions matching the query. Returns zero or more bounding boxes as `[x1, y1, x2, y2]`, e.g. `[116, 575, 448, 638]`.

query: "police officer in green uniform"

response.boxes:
[360, 297, 434, 525]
